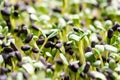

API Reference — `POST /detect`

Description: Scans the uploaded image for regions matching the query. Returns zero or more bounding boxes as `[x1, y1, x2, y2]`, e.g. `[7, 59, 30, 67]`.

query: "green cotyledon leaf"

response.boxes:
[0, 55, 3, 64]
[104, 45, 118, 53]
[22, 63, 34, 75]
[47, 29, 58, 39]
[68, 28, 88, 42]
[88, 71, 107, 80]
[60, 53, 68, 65]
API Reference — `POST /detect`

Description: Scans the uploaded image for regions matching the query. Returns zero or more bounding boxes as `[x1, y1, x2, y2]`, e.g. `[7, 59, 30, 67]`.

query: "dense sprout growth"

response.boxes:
[0, 0, 120, 80]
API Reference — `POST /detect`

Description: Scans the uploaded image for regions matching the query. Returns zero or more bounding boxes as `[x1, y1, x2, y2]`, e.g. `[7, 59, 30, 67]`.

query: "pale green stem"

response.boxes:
[78, 40, 85, 64]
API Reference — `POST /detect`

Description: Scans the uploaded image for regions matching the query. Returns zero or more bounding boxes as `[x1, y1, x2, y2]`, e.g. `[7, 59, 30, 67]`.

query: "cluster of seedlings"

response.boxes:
[0, 0, 120, 80]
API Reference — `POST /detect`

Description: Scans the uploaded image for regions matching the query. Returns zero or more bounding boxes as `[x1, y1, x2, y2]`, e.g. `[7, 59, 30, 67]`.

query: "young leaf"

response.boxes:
[39, 29, 46, 38]
[68, 34, 81, 41]
[45, 52, 52, 57]
[2, 26, 8, 35]
[115, 65, 120, 72]
[30, 14, 39, 21]
[88, 71, 107, 80]
[68, 28, 87, 41]
[16, 72, 23, 80]
[104, 20, 112, 30]
[22, 63, 34, 75]
[26, 6, 36, 14]
[89, 33, 98, 42]
[58, 18, 66, 27]
[72, 15, 80, 26]
[93, 48, 101, 57]
[39, 15, 50, 21]
[104, 45, 118, 52]
[94, 20, 104, 30]
[89, 25, 96, 32]
[85, 52, 95, 62]
[47, 29, 58, 39]
[22, 57, 33, 63]
[93, 60, 101, 67]
[60, 53, 68, 65]
[95, 45, 104, 53]
[78, 64, 86, 74]
[0, 40, 2, 45]
[0, 55, 3, 64]
[34, 61, 46, 69]
[109, 59, 117, 70]
[109, 53, 120, 61]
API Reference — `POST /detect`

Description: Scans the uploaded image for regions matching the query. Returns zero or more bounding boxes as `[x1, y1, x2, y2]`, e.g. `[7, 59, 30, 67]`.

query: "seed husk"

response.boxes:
[46, 63, 52, 68]
[69, 62, 79, 72]
[73, 27, 79, 32]
[39, 35, 45, 39]
[14, 26, 20, 32]
[13, 10, 19, 17]
[5, 19, 11, 30]
[91, 41, 97, 48]
[32, 48, 39, 53]
[65, 46, 72, 52]
[15, 51, 22, 61]
[55, 58, 63, 65]
[0, 34, 5, 40]
[83, 62, 90, 73]
[39, 56, 47, 65]
[14, 4, 19, 10]
[106, 69, 113, 75]
[2, 42, 8, 48]
[8, 51, 16, 58]
[20, 24, 28, 34]
[36, 39, 44, 45]
[2, 53, 12, 66]
[4, 2, 12, 7]
[107, 29, 114, 39]
[21, 45, 30, 51]
[85, 46, 92, 52]
[68, 49, 74, 55]
[0, 75, 7, 80]
[106, 75, 114, 80]
[2, 54, 9, 61]
[112, 24, 119, 31]
[79, 3, 83, 11]
[17, 62, 26, 67]
[31, 24, 39, 31]
[0, 67, 10, 74]
[52, 8, 61, 13]
[3, 47, 13, 52]
[80, 72, 85, 78]
[60, 73, 70, 80]
[45, 41, 55, 48]
[117, 27, 120, 32]
[55, 42, 62, 49]
[23, 72, 29, 79]
[97, 34, 102, 41]
[10, 42, 18, 51]
[1, 7, 10, 16]
[25, 34, 33, 43]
